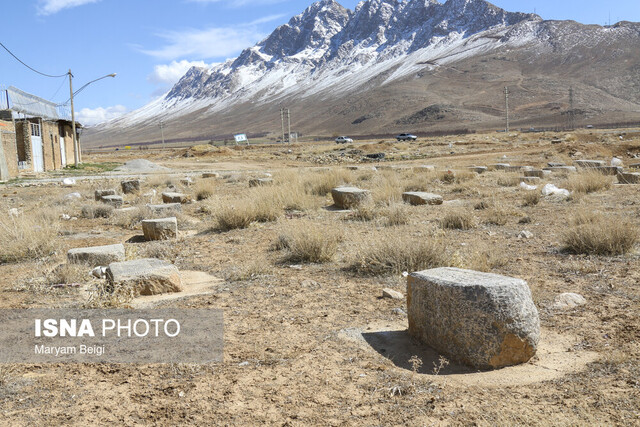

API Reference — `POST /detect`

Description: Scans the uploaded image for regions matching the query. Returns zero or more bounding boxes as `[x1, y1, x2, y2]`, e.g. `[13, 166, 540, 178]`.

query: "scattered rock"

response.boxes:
[106, 258, 183, 296]
[331, 187, 372, 209]
[91, 266, 107, 279]
[617, 172, 640, 184]
[162, 192, 190, 204]
[8, 208, 20, 217]
[148, 203, 182, 213]
[575, 160, 605, 168]
[402, 192, 443, 206]
[547, 162, 566, 167]
[519, 230, 534, 239]
[542, 184, 570, 198]
[68, 244, 126, 267]
[180, 177, 194, 186]
[142, 217, 178, 241]
[202, 172, 220, 178]
[392, 308, 407, 316]
[62, 178, 76, 187]
[95, 189, 116, 201]
[519, 182, 538, 191]
[121, 180, 141, 194]
[249, 178, 273, 187]
[611, 157, 623, 167]
[553, 293, 586, 310]
[382, 288, 404, 300]
[407, 267, 540, 369]
[365, 153, 385, 160]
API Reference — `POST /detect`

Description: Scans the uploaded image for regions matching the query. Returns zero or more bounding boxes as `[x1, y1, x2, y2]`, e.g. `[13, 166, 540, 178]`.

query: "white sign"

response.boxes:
[234, 134, 248, 143]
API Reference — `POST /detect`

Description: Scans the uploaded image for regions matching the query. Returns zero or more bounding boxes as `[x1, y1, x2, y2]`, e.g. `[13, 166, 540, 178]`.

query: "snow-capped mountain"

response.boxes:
[87, 0, 640, 146]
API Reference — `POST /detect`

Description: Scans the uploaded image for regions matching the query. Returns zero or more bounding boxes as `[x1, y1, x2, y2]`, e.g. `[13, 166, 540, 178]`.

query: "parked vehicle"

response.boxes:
[396, 133, 417, 141]
[335, 136, 353, 144]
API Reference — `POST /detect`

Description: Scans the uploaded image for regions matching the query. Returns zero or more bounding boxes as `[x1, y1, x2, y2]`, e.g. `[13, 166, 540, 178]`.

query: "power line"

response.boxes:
[0, 41, 67, 78]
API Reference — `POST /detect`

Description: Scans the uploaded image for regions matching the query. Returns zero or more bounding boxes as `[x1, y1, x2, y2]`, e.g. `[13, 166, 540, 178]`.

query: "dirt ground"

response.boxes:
[0, 130, 639, 426]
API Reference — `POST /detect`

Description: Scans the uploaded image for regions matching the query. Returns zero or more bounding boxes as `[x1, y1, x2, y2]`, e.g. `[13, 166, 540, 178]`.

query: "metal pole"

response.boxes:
[159, 121, 165, 149]
[569, 87, 575, 130]
[504, 86, 509, 133]
[280, 108, 285, 144]
[287, 109, 291, 145]
[69, 69, 79, 167]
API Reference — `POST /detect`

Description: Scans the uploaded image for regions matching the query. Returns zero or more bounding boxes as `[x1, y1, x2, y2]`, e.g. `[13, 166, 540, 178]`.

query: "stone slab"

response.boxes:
[67, 244, 125, 267]
[402, 192, 443, 206]
[147, 203, 182, 213]
[162, 192, 190, 204]
[94, 189, 116, 201]
[575, 160, 606, 168]
[142, 217, 178, 241]
[617, 172, 640, 184]
[331, 187, 372, 209]
[101, 195, 123, 208]
[107, 258, 183, 296]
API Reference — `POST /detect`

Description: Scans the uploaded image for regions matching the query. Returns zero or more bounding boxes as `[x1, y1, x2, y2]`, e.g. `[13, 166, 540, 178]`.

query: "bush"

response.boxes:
[565, 171, 612, 194]
[351, 234, 448, 276]
[81, 204, 114, 218]
[194, 179, 215, 200]
[0, 214, 59, 263]
[440, 209, 474, 230]
[280, 223, 340, 263]
[214, 197, 280, 231]
[562, 213, 638, 255]
[304, 169, 353, 196]
[522, 191, 541, 207]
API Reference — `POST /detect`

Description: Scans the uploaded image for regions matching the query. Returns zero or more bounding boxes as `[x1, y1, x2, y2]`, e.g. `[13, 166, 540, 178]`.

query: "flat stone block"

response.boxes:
[489, 163, 510, 171]
[468, 166, 488, 174]
[202, 172, 220, 178]
[407, 267, 540, 369]
[543, 166, 577, 173]
[331, 187, 371, 209]
[142, 217, 178, 241]
[547, 162, 566, 167]
[68, 244, 125, 267]
[107, 258, 183, 296]
[402, 192, 443, 206]
[101, 195, 123, 208]
[162, 192, 190, 204]
[148, 203, 182, 213]
[524, 169, 545, 178]
[94, 189, 116, 201]
[575, 160, 605, 168]
[121, 180, 141, 194]
[617, 172, 640, 184]
[592, 166, 622, 176]
[629, 163, 640, 169]
[520, 176, 541, 184]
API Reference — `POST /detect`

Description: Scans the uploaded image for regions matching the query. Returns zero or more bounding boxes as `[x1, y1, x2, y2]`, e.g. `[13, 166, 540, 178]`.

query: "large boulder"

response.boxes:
[402, 192, 443, 206]
[106, 258, 183, 296]
[331, 187, 371, 209]
[67, 244, 125, 267]
[407, 267, 540, 369]
[142, 217, 178, 241]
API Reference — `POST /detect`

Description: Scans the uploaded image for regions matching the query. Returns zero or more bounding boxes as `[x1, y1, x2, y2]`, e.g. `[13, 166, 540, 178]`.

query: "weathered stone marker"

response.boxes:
[148, 203, 182, 213]
[402, 192, 443, 206]
[68, 244, 126, 267]
[524, 169, 546, 178]
[468, 166, 488, 174]
[162, 192, 190, 204]
[543, 166, 577, 173]
[617, 171, 640, 184]
[331, 187, 371, 209]
[94, 189, 116, 201]
[407, 267, 540, 369]
[107, 258, 183, 296]
[249, 178, 273, 187]
[121, 179, 141, 194]
[142, 217, 178, 241]
[100, 195, 124, 208]
[575, 160, 605, 168]
[202, 172, 220, 178]
[520, 176, 541, 184]
[592, 166, 622, 176]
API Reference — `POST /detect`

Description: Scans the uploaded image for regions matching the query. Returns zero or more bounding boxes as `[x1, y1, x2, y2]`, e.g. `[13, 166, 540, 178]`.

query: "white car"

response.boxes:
[335, 136, 353, 144]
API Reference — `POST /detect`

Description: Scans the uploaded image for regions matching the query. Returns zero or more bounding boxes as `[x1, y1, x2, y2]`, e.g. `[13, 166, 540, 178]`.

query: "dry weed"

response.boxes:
[84, 281, 134, 308]
[304, 169, 353, 196]
[0, 213, 60, 263]
[521, 191, 541, 207]
[562, 212, 638, 255]
[280, 222, 340, 263]
[565, 171, 612, 194]
[194, 178, 216, 200]
[81, 203, 114, 219]
[497, 173, 521, 187]
[440, 209, 475, 230]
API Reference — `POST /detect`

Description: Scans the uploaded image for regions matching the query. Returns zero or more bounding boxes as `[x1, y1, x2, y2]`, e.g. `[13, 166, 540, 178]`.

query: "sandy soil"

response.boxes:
[0, 130, 639, 426]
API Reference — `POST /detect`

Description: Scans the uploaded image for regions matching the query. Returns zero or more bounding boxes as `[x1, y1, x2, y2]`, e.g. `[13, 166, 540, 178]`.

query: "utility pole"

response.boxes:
[159, 121, 166, 149]
[569, 87, 575, 130]
[280, 108, 286, 144]
[504, 86, 510, 133]
[287, 108, 291, 145]
[69, 69, 79, 168]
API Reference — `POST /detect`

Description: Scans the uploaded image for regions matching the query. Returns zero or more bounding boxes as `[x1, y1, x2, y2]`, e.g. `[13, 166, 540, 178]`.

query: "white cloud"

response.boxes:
[37, 0, 102, 15]
[140, 14, 284, 61]
[188, 0, 287, 7]
[148, 60, 214, 86]
[76, 105, 127, 126]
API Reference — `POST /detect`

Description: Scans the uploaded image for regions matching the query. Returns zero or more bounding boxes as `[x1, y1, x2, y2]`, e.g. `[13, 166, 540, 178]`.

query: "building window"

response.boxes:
[30, 123, 41, 137]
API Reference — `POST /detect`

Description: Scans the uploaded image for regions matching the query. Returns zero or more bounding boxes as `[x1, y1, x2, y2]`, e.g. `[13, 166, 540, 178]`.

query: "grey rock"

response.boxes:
[402, 192, 443, 206]
[553, 293, 586, 309]
[142, 217, 178, 241]
[489, 163, 510, 170]
[617, 172, 640, 184]
[202, 172, 220, 178]
[91, 266, 107, 279]
[518, 230, 534, 239]
[575, 160, 605, 168]
[162, 192, 191, 204]
[520, 176, 541, 184]
[331, 187, 372, 209]
[68, 244, 125, 267]
[382, 288, 404, 300]
[592, 166, 622, 176]
[121, 180, 141, 194]
[407, 267, 540, 369]
[94, 189, 116, 201]
[147, 203, 182, 213]
[468, 166, 488, 174]
[547, 162, 566, 167]
[101, 195, 123, 208]
[543, 166, 577, 173]
[524, 169, 545, 178]
[64, 192, 82, 201]
[249, 178, 273, 187]
[106, 258, 183, 296]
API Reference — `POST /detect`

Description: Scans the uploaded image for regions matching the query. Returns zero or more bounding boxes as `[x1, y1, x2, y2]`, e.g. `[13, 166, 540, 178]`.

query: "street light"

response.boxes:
[68, 70, 116, 167]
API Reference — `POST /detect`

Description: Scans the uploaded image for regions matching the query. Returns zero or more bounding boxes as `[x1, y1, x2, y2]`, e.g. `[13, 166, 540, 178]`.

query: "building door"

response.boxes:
[59, 136, 67, 167]
[30, 123, 44, 172]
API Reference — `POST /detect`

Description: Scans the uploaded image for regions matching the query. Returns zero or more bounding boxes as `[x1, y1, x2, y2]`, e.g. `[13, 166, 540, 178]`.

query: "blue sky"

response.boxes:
[1, 0, 638, 125]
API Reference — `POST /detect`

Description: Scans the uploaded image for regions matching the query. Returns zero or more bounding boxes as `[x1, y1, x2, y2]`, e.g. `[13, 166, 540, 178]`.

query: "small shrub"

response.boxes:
[304, 169, 353, 196]
[522, 191, 541, 207]
[497, 174, 521, 187]
[351, 201, 378, 222]
[382, 203, 410, 226]
[47, 263, 89, 286]
[474, 200, 492, 210]
[194, 179, 215, 200]
[84, 281, 134, 308]
[565, 171, 612, 194]
[281, 223, 340, 263]
[483, 207, 509, 226]
[214, 196, 280, 231]
[81, 204, 114, 218]
[562, 213, 638, 255]
[351, 235, 448, 276]
[440, 209, 474, 230]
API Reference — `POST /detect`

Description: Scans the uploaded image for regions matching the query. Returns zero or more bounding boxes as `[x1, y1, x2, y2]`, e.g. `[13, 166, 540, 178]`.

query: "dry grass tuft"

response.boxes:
[496, 173, 521, 187]
[382, 203, 410, 226]
[46, 263, 89, 286]
[224, 259, 273, 281]
[562, 212, 638, 255]
[440, 209, 475, 230]
[214, 196, 281, 231]
[81, 203, 114, 219]
[0, 213, 60, 263]
[565, 171, 612, 194]
[194, 179, 216, 200]
[522, 191, 541, 207]
[84, 281, 134, 308]
[304, 169, 353, 196]
[483, 206, 510, 226]
[280, 222, 340, 263]
[351, 234, 448, 276]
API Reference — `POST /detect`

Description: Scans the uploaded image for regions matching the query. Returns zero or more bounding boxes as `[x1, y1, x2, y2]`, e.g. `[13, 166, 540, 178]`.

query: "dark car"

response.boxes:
[396, 133, 417, 141]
